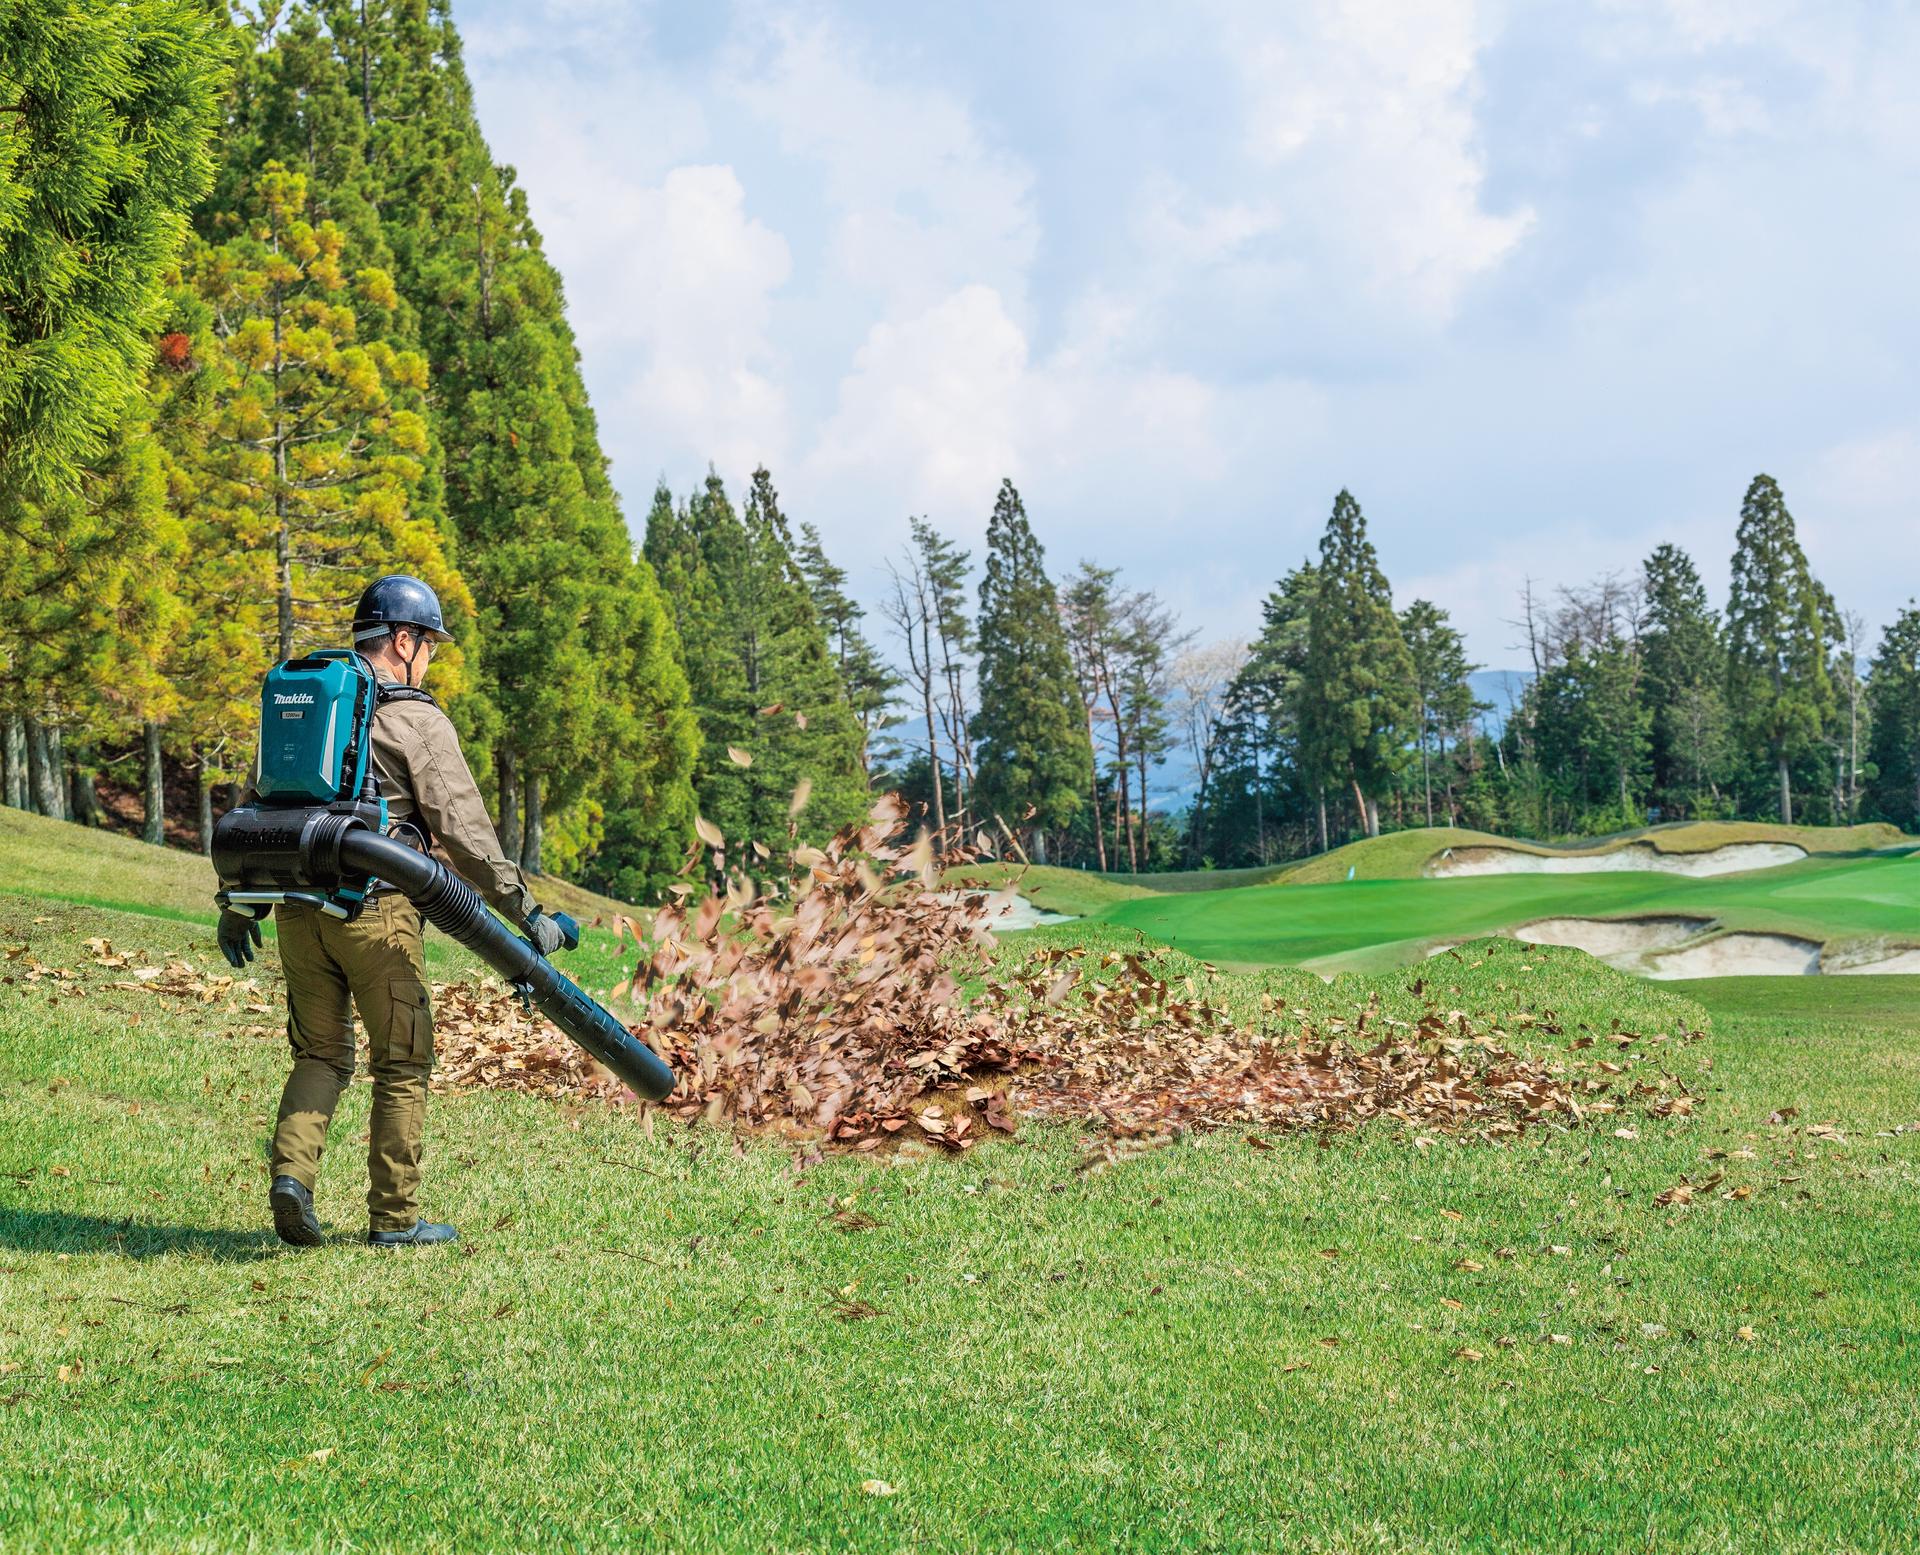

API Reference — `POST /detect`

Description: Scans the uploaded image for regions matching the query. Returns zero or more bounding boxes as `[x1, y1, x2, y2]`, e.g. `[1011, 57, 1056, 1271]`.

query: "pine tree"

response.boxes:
[1725, 475, 1833, 825]
[0, 0, 229, 498]
[1398, 599, 1480, 828]
[734, 469, 868, 844]
[1863, 606, 1920, 828]
[1299, 491, 1416, 838]
[181, 162, 462, 665]
[972, 479, 1087, 860]
[1204, 563, 1317, 861]
[1640, 543, 1729, 816]
[796, 521, 897, 776]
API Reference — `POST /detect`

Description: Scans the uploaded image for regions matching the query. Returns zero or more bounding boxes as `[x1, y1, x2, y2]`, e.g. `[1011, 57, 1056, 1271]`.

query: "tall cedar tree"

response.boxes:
[1059, 562, 1123, 870]
[796, 520, 897, 776]
[0, 0, 228, 497]
[1640, 543, 1729, 814]
[1, 0, 226, 819]
[1398, 599, 1479, 828]
[181, 162, 466, 665]
[1299, 491, 1416, 838]
[1724, 474, 1832, 824]
[1866, 606, 1920, 828]
[1204, 563, 1317, 860]
[972, 479, 1088, 860]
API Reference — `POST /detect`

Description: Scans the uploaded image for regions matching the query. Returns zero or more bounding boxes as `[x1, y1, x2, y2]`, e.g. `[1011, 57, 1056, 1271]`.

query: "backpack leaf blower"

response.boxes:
[212, 650, 676, 1102]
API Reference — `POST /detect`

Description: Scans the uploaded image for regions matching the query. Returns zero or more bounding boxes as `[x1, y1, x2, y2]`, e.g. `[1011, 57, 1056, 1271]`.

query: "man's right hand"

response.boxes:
[218, 909, 264, 969]
[522, 909, 567, 957]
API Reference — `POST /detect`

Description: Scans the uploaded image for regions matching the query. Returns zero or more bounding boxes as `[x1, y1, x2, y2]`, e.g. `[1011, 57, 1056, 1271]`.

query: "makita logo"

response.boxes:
[273, 692, 316, 706]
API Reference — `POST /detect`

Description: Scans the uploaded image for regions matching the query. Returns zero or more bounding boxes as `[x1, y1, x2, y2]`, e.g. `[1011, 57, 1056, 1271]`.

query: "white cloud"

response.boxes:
[718, 14, 1037, 318]
[1223, 0, 1534, 327]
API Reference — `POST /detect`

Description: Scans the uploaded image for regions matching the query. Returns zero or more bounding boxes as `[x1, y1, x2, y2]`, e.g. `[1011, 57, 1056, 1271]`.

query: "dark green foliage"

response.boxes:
[972, 479, 1089, 858]
[1398, 599, 1481, 828]
[796, 521, 898, 775]
[1725, 475, 1833, 824]
[1299, 491, 1416, 838]
[0, 0, 229, 498]
[1640, 544, 1730, 816]
[1528, 642, 1651, 825]
[1867, 606, 1920, 828]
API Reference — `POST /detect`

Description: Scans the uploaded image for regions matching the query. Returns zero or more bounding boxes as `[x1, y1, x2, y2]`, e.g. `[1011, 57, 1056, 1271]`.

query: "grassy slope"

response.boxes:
[0, 807, 646, 997]
[1096, 849, 1920, 972]
[2, 882, 1917, 1552]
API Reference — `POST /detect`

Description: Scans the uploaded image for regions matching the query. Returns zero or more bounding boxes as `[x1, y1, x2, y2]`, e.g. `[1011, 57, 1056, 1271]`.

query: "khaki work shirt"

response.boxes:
[368, 676, 536, 925]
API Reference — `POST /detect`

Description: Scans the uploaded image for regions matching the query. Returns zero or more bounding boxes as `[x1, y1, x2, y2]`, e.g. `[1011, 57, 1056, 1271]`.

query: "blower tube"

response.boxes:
[333, 828, 676, 1101]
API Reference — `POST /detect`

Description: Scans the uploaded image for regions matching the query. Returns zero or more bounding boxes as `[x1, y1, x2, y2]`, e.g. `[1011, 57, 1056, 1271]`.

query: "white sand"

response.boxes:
[1828, 947, 1920, 975]
[933, 889, 1076, 932]
[1515, 916, 1711, 965]
[1644, 932, 1822, 979]
[1430, 842, 1806, 878]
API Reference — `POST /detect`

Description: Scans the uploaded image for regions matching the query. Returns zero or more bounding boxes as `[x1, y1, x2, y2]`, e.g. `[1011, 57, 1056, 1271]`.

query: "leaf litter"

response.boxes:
[420, 795, 1702, 1153]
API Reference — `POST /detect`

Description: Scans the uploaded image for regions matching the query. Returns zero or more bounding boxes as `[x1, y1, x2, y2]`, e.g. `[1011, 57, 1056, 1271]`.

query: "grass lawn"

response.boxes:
[1093, 849, 1920, 972]
[2, 826, 1918, 1552]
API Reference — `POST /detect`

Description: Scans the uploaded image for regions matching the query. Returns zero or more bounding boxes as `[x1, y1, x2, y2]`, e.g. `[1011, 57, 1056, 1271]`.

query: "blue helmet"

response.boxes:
[352, 575, 453, 647]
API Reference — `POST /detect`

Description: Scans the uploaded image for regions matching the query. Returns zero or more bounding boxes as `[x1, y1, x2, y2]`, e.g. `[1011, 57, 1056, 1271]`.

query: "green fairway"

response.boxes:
[1094, 847, 1920, 972]
[3, 817, 1919, 1552]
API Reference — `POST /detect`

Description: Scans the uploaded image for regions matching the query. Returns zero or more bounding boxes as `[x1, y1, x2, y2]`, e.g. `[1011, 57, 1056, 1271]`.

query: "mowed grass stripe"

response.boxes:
[1092, 851, 1920, 971]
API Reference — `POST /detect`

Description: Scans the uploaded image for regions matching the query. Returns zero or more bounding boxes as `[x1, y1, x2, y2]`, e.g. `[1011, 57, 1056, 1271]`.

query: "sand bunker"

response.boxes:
[1515, 916, 1711, 965]
[1828, 947, 1920, 976]
[1431, 842, 1806, 878]
[934, 889, 1076, 932]
[1644, 932, 1822, 979]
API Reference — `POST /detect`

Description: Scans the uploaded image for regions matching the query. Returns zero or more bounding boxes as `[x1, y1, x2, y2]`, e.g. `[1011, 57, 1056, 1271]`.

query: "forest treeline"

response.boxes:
[7, 3, 1920, 897]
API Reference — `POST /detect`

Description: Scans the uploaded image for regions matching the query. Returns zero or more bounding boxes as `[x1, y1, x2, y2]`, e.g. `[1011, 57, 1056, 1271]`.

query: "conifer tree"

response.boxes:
[1725, 475, 1832, 824]
[182, 162, 463, 663]
[972, 479, 1087, 860]
[0, 0, 228, 498]
[796, 521, 897, 775]
[1398, 599, 1479, 828]
[1204, 563, 1317, 860]
[1867, 605, 1920, 829]
[1640, 543, 1728, 815]
[1299, 491, 1416, 838]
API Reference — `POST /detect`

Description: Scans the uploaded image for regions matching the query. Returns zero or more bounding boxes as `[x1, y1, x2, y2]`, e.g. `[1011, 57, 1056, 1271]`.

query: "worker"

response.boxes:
[217, 575, 569, 1248]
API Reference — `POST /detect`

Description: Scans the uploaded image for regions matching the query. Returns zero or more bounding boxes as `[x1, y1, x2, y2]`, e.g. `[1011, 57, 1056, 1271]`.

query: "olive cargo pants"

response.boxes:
[269, 896, 435, 1232]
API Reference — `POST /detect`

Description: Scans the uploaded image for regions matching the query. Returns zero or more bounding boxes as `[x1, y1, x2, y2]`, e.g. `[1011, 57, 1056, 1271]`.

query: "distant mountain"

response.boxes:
[1469, 669, 1533, 739]
[1138, 669, 1534, 816]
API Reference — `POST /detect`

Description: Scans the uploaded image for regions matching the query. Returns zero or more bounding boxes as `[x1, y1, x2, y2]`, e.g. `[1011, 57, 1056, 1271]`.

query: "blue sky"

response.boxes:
[455, 0, 1920, 669]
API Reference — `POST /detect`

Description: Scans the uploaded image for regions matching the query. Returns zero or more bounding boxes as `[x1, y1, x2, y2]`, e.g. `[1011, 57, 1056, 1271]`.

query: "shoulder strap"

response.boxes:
[375, 683, 438, 708]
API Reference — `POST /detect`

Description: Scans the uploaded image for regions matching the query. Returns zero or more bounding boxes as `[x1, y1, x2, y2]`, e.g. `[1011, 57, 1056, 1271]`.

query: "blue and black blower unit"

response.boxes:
[211, 649, 675, 1102]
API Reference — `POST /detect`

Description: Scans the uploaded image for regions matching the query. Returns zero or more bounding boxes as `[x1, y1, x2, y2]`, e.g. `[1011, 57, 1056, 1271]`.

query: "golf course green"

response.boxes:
[1092, 849, 1920, 971]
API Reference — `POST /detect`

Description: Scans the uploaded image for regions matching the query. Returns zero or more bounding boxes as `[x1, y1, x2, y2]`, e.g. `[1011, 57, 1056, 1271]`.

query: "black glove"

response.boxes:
[217, 909, 264, 969]
[522, 908, 566, 957]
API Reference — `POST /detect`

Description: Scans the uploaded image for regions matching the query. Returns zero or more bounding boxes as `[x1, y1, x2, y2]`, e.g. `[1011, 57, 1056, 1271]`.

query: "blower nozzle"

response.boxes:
[212, 804, 675, 1101]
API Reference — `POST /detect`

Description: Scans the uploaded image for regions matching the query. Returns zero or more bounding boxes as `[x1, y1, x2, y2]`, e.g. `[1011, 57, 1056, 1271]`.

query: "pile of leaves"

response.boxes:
[427, 795, 1700, 1150]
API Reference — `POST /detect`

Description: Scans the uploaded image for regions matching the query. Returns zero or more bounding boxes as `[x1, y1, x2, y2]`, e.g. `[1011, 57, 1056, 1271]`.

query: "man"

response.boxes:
[217, 575, 569, 1249]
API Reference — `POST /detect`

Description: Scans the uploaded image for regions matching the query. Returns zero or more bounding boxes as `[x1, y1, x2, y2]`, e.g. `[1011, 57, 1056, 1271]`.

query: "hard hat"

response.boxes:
[351, 574, 453, 646]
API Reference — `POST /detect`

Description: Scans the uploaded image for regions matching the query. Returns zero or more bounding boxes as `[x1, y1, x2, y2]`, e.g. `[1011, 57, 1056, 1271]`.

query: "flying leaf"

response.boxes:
[727, 746, 753, 768]
[694, 815, 724, 850]
[789, 778, 812, 817]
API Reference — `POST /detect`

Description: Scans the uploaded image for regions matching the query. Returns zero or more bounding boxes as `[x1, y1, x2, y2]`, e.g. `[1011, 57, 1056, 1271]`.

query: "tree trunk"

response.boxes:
[69, 756, 98, 827]
[143, 721, 166, 845]
[1, 715, 23, 808]
[921, 667, 945, 836]
[1136, 738, 1150, 871]
[498, 747, 521, 861]
[1421, 725, 1433, 828]
[521, 773, 543, 875]
[1031, 827, 1048, 866]
[1777, 753, 1792, 826]
[197, 770, 215, 856]
[25, 718, 48, 815]
[45, 723, 68, 821]
[1084, 704, 1107, 871]
[1317, 789, 1328, 854]
[1350, 775, 1374, 839]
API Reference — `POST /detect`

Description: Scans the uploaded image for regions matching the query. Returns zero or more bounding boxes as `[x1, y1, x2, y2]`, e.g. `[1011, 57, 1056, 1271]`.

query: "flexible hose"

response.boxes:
[336, 830, 676, 1101]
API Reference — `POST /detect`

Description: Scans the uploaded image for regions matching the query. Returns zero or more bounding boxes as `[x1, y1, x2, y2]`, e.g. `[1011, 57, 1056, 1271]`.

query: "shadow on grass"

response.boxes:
[0, 1207, 287, 1261]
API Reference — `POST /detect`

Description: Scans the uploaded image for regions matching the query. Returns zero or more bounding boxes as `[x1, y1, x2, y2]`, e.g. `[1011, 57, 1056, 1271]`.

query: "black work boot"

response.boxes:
[270, 1176, 324, 1248]
[368, 1219, 458, 1248]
